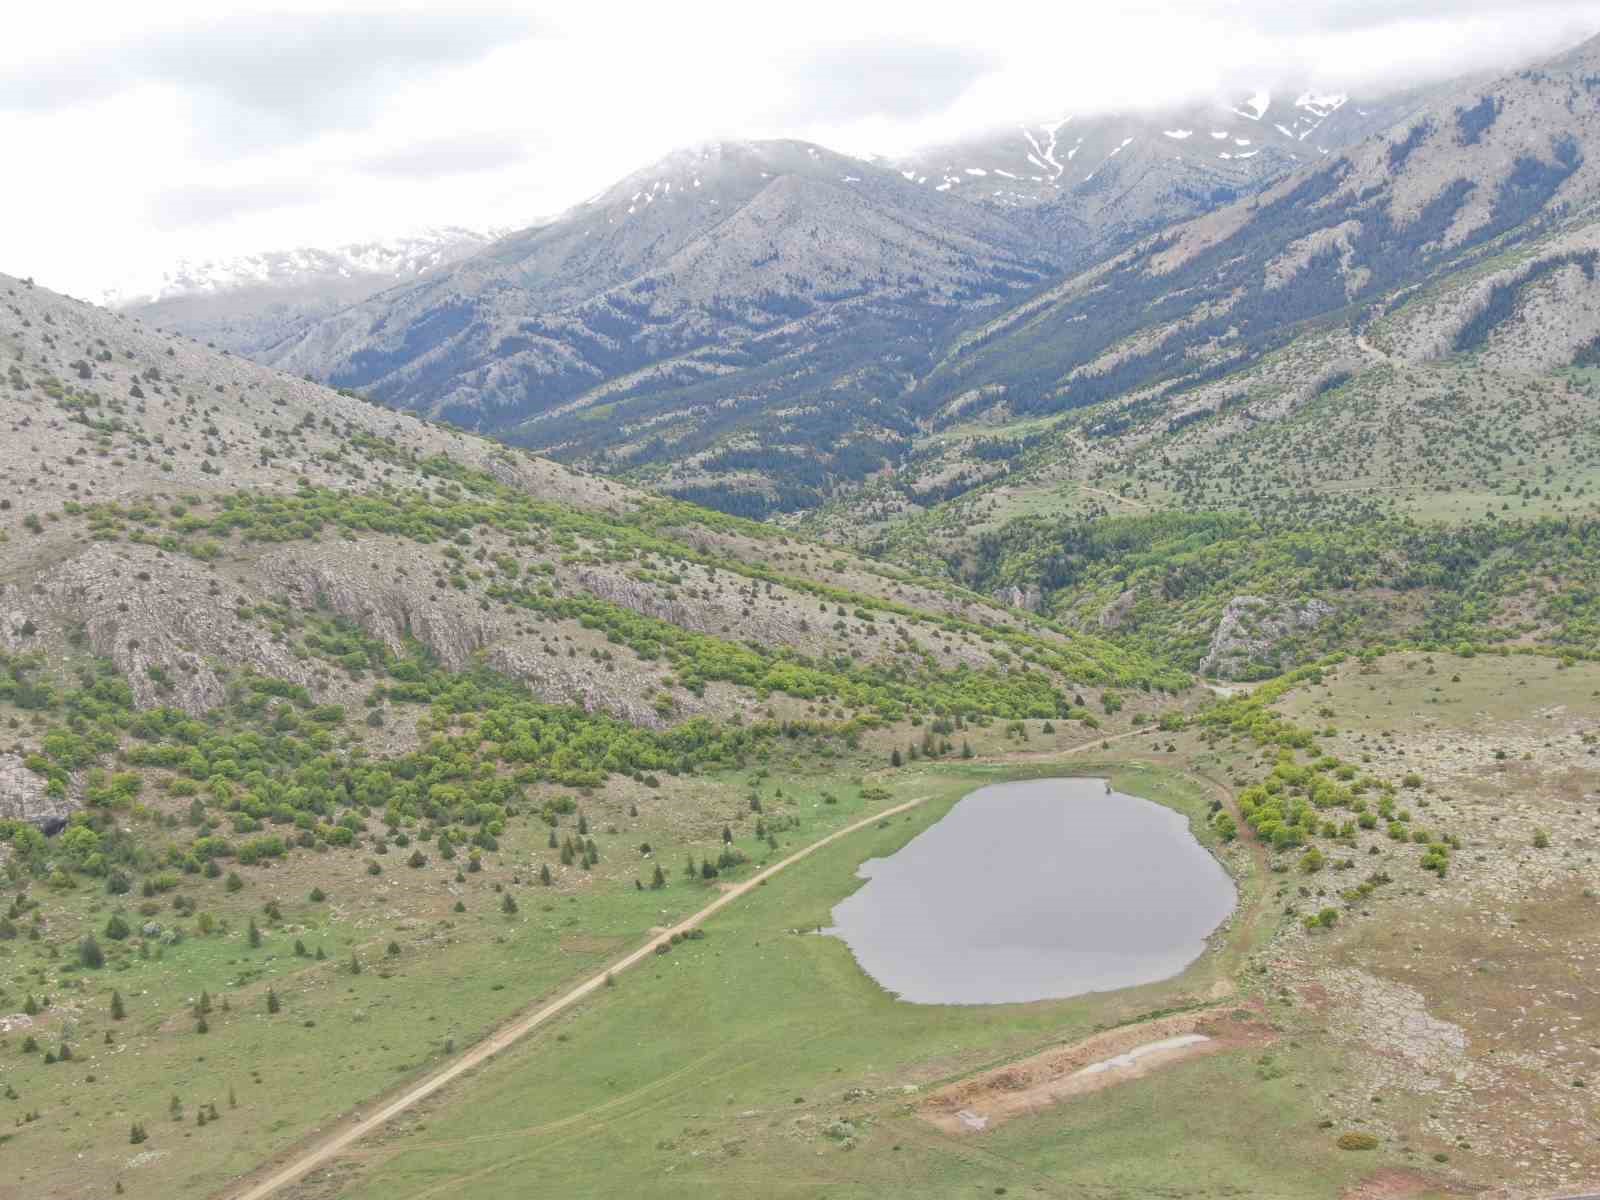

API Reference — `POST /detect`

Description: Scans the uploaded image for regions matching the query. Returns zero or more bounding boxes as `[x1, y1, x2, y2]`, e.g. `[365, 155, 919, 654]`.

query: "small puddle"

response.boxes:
[826, 777, 1235, 1004]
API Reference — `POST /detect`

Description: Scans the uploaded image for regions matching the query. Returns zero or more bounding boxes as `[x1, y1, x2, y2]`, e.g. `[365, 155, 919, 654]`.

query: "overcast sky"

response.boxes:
[5, 1, 1600, 301]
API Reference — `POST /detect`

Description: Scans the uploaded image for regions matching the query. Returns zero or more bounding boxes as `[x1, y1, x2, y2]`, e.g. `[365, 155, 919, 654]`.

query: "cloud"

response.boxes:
[0, 9, 540, 146]
[359, 133, 537, 180]
[144, 179, 315, 232]
[7, 0, 1600, 301]
[777, 41, 998, 123]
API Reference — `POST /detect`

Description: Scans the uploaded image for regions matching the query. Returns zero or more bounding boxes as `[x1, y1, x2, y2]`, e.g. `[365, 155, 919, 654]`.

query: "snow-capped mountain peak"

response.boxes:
[107, 226, 496, 308]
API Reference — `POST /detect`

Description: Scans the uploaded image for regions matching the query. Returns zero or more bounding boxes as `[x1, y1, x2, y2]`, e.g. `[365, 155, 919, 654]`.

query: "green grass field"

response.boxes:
[2, 759, 973, 1200]
[255, 761, 1401, 1200]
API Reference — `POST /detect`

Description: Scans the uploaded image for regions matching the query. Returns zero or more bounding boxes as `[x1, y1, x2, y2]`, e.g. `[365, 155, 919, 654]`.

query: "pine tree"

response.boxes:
[266, 988, 279, 1014]
[547, 828, 558, 849]
[684, 854, 697, 879]
[501, 892, 518, 915]
[577, 812, 589, 836]
[539, 863, 552, 886]
[247, 918, 261, 949]
[349, 952, 361, 975]
[961, 740, 974, 759]
[110, 989, 126, 1020]
[890, 748, 902, 767]
[721, 825, 733, 844]
[651, 863, 666, 889]
[196, 990, 212, 1016]
[79, 935, 104, 969]
[129, 1122, 147, 1145]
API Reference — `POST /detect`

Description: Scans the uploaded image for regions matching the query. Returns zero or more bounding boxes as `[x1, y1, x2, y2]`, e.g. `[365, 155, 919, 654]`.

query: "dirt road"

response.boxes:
[223, 793, 932, 1200]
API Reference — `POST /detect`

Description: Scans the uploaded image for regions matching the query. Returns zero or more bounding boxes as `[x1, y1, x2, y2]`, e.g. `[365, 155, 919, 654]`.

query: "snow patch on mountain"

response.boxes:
[1234, 89, 1271, 120]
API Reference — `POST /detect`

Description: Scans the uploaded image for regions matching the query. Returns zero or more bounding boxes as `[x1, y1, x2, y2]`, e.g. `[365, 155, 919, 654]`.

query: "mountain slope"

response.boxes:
[257, 141, 1061, 514]
[913, 38, 1600, 425]
[0, 271, 1183, 778]
[118, 228, 493, 357]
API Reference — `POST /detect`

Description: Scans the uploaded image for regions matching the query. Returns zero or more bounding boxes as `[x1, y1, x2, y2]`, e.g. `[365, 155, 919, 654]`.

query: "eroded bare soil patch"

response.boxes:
[919, 1003, 1275, 1134]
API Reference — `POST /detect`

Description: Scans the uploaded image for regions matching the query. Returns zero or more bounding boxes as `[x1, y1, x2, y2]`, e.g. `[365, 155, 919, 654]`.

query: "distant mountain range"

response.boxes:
[120, 48, 1600, 517]
[118, 227, 494, 355]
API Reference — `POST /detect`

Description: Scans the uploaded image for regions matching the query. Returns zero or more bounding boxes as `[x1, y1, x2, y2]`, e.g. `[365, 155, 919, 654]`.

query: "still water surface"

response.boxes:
[826, 777, 1235, 1004]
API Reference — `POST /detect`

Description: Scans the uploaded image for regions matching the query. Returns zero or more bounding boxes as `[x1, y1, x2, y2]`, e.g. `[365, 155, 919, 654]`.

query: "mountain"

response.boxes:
[887, 81, 1455, 249]
[797, 36, 1600, 682]
[256, 140, 1063, 514]
[907, 36, 1600, 428]
[0, 270, 1177, 748]
[117, 227, 494, 356]
[245, 90, 1457, 518]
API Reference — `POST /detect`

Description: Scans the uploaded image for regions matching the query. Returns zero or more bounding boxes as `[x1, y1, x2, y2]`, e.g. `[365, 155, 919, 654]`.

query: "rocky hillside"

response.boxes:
[118, 228, 493, 357]
[0, 271, 1185, 826]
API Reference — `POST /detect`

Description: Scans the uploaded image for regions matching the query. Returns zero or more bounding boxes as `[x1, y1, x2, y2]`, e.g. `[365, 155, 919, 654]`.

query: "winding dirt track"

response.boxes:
[224, 794, 929, 1200]
[224, 731, 1151, 1200]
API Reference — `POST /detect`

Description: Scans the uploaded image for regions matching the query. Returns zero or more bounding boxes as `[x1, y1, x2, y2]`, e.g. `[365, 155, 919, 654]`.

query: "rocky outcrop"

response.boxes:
[1199, 595, 1334, 679]
[0, 754, 73, 832]
[994, 584, 1043, 613]
[38, 544, 316, 715]
[1098, 589, 1138, 630]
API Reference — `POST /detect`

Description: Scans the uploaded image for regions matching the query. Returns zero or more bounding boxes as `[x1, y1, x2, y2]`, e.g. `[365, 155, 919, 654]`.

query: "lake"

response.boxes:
[825, 777, 1236, 1005]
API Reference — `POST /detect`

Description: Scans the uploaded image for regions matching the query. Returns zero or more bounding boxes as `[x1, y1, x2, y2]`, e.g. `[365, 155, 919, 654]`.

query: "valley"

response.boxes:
[4, 19, 1600, 1200]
